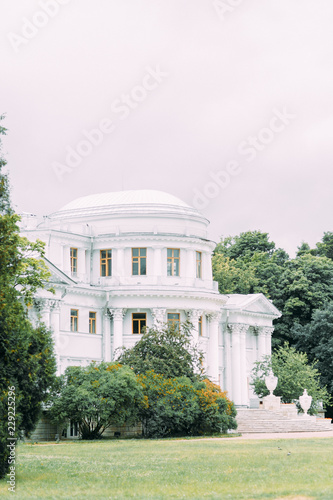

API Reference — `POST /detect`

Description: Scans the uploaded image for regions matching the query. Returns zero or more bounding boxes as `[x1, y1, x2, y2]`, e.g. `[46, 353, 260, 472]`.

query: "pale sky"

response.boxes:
[1, 0, 333, 255]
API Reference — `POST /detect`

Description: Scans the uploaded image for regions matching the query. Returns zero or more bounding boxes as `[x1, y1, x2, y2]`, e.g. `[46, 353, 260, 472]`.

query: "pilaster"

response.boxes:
[150, 308, 166, 329]
[110, 308, 127, 357]
[227, 323, 248, 406]
[207, 311, 222, 384]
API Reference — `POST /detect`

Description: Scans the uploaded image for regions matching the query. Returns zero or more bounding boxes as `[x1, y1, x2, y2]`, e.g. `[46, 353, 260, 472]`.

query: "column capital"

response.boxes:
[206, 311, 222, 323]
[186, 309, 203, 322]
[104, 308, 112, 319]
[49, 299, 61, 312]
[110, 308, 127, 320]
[33, 298, 50, 313]
[261, 326, 274, 337]
[227, 323, 249, 337]
[151, 308, 166, 328]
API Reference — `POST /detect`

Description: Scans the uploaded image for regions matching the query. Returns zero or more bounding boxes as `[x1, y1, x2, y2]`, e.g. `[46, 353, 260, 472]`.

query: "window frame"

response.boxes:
[167, 248, 180, 276]
[196, 251, 202, 279]
[167, 312, 180, 331]
[132, 312, 147, 334]
[100, 249, 112, 277]
[89, 311, 96, 334]
[70, 247, 78, 275]
[70, 309, 78, 332]
[132, 248, 147, 276]
[198, 315, 203, 337]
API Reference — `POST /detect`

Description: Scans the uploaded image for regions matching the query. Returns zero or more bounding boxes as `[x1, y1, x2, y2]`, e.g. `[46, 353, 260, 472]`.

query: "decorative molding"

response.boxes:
[227, 323, 249, 337]
[150, 308, 166, 328]
[110, 308, 127, 321]
[186, 309, 203, 323]
[206, 311, 222, 323]
[49, 299, 61, 312]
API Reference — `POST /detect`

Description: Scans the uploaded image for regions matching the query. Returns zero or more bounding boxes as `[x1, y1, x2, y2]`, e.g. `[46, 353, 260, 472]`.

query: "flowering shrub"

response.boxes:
[137, 371, 237, 437]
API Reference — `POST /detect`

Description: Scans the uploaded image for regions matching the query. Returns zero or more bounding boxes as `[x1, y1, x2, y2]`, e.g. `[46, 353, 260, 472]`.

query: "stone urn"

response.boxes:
[299, 389, 312, 416]
[265, 370, 278, 396]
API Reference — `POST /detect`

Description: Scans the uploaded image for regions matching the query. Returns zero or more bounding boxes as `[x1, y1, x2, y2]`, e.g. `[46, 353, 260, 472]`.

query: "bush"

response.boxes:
[49, 362, 146, 439]
[137, 371, 237, 437]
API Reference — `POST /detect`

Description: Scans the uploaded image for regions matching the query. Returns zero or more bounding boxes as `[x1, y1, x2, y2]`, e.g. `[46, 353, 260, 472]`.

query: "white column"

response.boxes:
[114, 248, 125, 278]
[239, 325, 249, 406]
[34, 298, 51, 328]
[185, 248, 195, 279]
[77, 248, 86, 281]
[63, 246, 70, 275]
[203, 251, 212, 281]
[228, 323, 248, 406]
[103, 309, 112, 362]
[207, 312, 221, 384]
[263, 326, 274, 357]
[50, 300, 61, 375]
[150, 308, 166, 330]
[258, 327, 267, 361]
[154, 247, 163, 279]
[110, 309, 126, 357]
[224, 325, 232, 395]
[186, 309, 203, 346]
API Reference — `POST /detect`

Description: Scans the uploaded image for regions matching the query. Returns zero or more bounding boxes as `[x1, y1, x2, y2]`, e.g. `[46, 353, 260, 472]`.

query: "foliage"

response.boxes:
[48, 362, 146, 439]
[137, 371, 236, 437]
[292, 302, 333, 395]
[213, 230, 333, 347]
[0, 115, 57, 479]
[250, 343, 330, 414]
[117, 321, 204, 381]
[212, 231, 288, 299]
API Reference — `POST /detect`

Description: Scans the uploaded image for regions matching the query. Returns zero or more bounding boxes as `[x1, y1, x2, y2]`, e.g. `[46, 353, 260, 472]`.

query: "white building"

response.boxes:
[21, 190, 280, 407]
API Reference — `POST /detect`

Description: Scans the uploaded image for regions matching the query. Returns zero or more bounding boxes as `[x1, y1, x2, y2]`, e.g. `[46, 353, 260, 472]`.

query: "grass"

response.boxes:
[1, 436, 333, 499]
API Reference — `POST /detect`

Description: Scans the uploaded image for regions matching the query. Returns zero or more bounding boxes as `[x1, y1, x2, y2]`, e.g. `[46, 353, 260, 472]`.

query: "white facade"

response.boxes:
[21, 190, 280, 407]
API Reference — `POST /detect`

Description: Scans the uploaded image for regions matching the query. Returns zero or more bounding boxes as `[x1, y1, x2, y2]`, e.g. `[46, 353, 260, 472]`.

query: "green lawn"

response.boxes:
[1, 437, 333, 499]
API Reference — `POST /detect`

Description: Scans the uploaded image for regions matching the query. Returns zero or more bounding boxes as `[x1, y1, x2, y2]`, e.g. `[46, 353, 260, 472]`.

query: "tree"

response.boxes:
[137, 371, 237, 437]
[292, 302, 333, 396]
[48, 363, 146, 439]
[250, 343, 330, 414]
[213, 231, 288, 299]
[274, 254, 333, 344]
[117, 322, 204, 381]
[0, 115, 57, 479]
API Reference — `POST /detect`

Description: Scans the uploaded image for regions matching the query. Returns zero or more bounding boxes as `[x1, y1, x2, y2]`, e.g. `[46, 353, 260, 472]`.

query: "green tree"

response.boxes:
[117, 322, 204, 381]
[49, 362, 146, 439]
[292, 302, 333, 395]
[250, 343, 330, 414]
[0, 115, 56, 479]
[274, 254, 333, 344]
[213, 231, 288, 298]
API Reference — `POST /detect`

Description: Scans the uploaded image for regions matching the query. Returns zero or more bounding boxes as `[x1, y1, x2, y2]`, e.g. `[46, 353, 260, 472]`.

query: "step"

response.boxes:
[235, 407, 333, 433]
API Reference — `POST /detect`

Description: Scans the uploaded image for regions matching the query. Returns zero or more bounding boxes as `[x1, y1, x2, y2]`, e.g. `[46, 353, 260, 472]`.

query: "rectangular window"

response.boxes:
[100, 249, 112, 276]
[198, 316, 203, 337]
[167, 248, 180, 276]
[70, 309, 78, 332]
[70, 420, 79, 437]
[132, 313, 146, 334]
[168, 312, 180, 331]
[132, 248, 147, 275]
[89, 312, 96, 334]
[196, 251, 202, 279]
[70, 248, 78, 275]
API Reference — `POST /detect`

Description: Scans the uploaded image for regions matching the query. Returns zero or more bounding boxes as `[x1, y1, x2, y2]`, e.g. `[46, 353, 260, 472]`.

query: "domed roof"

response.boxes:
[58, 190, 191, 212]
[49, 189, 208, 225]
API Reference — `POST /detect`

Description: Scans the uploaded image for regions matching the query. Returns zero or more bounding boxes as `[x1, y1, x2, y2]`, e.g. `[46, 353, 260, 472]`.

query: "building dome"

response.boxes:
[58, 190, 191, 212]
[46, 189, 209, 238]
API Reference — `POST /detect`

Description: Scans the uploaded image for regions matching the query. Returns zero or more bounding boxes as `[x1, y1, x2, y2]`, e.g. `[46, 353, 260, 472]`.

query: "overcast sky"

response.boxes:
[1, 0, 332, 255]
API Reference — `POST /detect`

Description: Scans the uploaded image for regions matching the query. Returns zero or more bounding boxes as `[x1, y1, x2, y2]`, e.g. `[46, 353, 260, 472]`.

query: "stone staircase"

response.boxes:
[236, 404, 333, 433]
